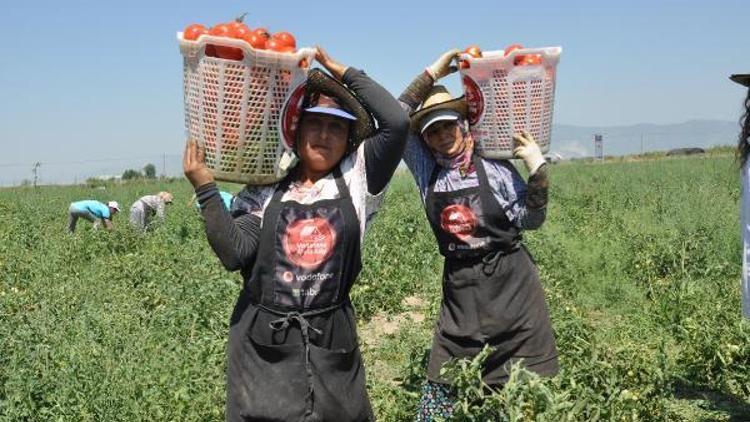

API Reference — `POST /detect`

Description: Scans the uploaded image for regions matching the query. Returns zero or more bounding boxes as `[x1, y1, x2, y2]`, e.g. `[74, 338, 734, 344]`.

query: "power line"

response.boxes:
[0, 154, 182, 168]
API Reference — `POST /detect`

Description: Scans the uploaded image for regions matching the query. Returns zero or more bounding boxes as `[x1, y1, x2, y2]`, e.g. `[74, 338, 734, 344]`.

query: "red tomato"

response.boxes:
[242, 33, 267, 49]
[230, 23, 251, 40]
[267, 39, 295, 53]
[271, 31, 296, 49]
[227, 21, 248, 32]
[519, 54, 542, 66]
[209, 24, 232, 37]
[298, 58, 309, 68]
[205, 44, 218, 57]
[504, 43, 524, 57]
[253, 27, 271, 40]
[464, 45, 482, 58]
[183, 24, 208, 41]
[458, 60, 470, 69]
[209, 23, 243, 60]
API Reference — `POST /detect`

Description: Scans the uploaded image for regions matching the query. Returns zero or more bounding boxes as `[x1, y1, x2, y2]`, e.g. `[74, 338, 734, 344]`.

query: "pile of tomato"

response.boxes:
[183, 16, 298, 60]
[461, 44, 543, 67]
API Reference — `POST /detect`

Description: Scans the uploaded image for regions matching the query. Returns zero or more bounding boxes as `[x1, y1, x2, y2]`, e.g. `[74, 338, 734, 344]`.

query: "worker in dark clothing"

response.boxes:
[732, 72, 750, 319]
[399, 49, 559, 421]
[184, 46, 409, 421]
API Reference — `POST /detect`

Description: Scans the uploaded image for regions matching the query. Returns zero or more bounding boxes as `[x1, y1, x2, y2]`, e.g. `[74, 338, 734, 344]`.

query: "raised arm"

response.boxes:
[510, 131, 549, 229]
[195, 182, 261, 271]
[398, 50, 461, 196]
[315, 47, 409, 195]
[399, 49, 461, 114]
[184, 141, 260, 271]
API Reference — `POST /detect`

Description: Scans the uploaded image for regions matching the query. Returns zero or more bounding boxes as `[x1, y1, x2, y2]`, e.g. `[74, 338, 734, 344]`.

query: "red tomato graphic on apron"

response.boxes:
[440, 204, 478, 241]
[282, 217, 337, 269]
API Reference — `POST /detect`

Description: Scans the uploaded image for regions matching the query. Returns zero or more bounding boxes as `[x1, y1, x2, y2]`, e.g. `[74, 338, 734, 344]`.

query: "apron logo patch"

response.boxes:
[441, 204, 478, 240]
[283, 217, 337, 269]
[279, 271, 335, 284]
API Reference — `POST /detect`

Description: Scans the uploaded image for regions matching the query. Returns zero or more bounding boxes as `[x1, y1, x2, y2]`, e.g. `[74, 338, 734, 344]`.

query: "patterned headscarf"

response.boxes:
[427, 118, 475, 177]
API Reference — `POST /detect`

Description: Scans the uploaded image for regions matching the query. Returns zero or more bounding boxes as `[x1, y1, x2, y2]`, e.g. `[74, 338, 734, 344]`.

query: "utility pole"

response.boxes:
[32, 162, 41, 188]
[594, 134, 603, 161]
[640, 134, 644, 156]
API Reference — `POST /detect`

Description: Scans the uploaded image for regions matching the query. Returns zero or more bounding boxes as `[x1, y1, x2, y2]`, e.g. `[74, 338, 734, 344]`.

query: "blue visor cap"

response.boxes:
[304, 93, 357, 121]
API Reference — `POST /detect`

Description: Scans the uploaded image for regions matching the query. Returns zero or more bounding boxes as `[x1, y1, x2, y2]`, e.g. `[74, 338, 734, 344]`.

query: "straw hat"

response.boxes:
[730, 74, 750, 87]
[410, 85, 468, 133]
[303, 69, 376, 145]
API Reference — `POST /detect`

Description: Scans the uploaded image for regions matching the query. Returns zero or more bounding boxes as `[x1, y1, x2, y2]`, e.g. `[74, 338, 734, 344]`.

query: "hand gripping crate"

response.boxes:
[179, 33, 315, 184]
[458, 46, 562, 159]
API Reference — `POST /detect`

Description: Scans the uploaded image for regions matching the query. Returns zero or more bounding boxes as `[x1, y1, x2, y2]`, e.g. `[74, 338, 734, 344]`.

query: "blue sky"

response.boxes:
[0, 0, 749, 184]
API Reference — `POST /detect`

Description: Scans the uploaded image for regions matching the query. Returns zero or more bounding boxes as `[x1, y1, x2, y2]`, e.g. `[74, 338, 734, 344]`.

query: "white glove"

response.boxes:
[513, 131, 545, 175]
[425, 49, 461, 81]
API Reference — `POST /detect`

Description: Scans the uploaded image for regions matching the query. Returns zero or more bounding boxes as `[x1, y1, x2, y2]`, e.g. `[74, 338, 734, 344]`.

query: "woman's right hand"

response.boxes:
[426, 48, 461, 81]
[315, 46, 348, 80]
[183, 140, 214, 189]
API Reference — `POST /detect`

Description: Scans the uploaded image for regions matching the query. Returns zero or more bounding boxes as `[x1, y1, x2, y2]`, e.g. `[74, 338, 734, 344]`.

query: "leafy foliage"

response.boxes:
[1, 156, 748, 420]
[143, 164, 157, 179]
[121, 169, 143, 180]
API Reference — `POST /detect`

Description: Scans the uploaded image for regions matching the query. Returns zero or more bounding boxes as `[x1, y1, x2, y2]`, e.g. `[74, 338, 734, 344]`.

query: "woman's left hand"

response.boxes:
[426, 48, 461, 81]
[315, 46, 348, 80]
[513, 131, 546, 175]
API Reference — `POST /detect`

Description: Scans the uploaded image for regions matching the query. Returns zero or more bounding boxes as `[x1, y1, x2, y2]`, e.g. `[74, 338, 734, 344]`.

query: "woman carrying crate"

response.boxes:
[732, 73, 750, 320]
[184, 46, 408, 421]
[398, 50, 559, 420]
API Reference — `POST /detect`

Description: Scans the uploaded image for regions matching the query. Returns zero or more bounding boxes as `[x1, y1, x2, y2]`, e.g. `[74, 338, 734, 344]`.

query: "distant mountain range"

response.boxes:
[549, 119, 740, 158]
[1, 119, 743, 187]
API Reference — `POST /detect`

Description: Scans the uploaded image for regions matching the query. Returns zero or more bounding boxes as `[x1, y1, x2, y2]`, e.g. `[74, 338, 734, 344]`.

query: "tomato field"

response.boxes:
[1, 153, 749, 421]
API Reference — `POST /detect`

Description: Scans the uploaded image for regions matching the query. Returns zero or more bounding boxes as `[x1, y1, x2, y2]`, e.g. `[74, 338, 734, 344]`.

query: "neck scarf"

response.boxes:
[430, 120, 475, 177]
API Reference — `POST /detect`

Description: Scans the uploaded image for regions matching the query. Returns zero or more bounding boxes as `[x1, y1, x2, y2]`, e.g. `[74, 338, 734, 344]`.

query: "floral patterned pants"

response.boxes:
[415, 381, 455, 421]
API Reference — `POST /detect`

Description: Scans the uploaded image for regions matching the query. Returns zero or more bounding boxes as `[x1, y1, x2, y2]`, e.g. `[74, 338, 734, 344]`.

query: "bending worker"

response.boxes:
[129, 191, 174, 231]
[67, 200, 120, 233]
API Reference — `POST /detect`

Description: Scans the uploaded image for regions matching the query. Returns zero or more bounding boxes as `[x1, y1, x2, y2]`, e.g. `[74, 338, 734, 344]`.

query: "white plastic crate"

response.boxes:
[458, 46, 561, 159]
[179, 32, 315, 184]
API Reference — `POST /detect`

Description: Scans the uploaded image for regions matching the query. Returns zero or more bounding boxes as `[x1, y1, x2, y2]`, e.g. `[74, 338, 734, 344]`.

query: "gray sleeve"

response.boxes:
[401, 129, 435, 204]
[156, 200, 166, 219]
[196, 183, 262, 272]
[398, 71, 438, 204]
[488, 161, 547, 230]
[398, 71, 435, 112]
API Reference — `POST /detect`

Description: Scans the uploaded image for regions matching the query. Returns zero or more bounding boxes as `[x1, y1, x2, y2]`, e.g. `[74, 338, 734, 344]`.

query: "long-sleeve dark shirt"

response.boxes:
[197, 67, 409, 274]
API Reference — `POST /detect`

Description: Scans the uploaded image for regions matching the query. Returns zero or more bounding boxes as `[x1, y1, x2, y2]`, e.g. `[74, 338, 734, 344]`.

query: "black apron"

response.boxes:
[226, 167, 374, 422]
[424, 155, 559, 386]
